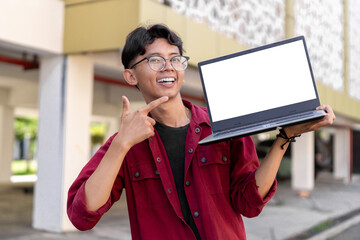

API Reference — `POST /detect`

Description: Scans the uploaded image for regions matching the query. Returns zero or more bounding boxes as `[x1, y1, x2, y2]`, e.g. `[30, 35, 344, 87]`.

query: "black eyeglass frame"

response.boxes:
[129, 55, 190, 72]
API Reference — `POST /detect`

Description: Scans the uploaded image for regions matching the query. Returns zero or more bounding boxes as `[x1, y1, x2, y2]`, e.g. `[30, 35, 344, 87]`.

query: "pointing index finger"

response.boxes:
[142, 96, 169, 113]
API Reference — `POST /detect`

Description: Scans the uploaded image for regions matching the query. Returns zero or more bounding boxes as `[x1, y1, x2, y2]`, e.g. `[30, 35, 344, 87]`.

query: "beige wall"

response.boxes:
[0, 0, 64, 54]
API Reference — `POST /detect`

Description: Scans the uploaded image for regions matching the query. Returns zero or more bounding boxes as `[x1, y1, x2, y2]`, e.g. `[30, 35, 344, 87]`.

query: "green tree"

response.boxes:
[14, 117, 38, 141]
[90, 122, 107, 145]
[13, 117, 38, 174]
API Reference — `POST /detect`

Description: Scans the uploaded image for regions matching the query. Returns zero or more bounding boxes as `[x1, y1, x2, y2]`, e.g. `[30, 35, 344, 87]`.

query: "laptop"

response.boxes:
[198, 36, 326, 145]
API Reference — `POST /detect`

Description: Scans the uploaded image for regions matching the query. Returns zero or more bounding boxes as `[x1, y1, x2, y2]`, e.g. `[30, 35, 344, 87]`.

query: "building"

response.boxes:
[0, 0, 359, 233]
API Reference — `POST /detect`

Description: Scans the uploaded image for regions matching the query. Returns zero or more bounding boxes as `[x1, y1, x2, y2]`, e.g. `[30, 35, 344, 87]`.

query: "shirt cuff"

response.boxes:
[242, 171, 277, 208]
[70, 182, 112, 229]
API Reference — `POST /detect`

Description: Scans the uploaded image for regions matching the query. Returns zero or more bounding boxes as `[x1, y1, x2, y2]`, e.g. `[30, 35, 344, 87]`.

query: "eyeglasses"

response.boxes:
[129, 55, 190, 72]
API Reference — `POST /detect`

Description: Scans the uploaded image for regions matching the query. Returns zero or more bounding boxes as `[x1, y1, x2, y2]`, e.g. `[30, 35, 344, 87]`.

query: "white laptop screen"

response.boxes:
[200, 39, 317, 123]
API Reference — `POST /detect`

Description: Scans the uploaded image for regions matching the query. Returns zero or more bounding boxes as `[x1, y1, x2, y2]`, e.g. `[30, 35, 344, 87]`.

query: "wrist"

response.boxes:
[112, 134, 132, 153]
[276, 128, 301, 149]
[282, 128, 297, 138]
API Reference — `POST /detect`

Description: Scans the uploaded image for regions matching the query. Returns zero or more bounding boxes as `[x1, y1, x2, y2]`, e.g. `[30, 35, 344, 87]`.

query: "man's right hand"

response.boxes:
[116, 95, 169, 151]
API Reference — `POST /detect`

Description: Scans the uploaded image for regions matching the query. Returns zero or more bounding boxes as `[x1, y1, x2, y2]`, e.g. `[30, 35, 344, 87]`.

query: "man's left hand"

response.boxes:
[283, 105, 336, 137]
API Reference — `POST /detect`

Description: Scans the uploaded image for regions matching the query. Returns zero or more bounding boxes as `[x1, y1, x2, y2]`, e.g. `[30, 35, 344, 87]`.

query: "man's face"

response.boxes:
[129, 38, 185, 103]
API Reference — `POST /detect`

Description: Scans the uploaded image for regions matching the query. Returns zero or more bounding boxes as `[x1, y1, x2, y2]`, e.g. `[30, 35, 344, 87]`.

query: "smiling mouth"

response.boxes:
[157, 78, 176, 84]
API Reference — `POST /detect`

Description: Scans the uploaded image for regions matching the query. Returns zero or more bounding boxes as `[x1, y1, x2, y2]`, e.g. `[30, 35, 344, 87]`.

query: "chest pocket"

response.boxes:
[131, 163, 168, 208]
[196, 145, 230, 194]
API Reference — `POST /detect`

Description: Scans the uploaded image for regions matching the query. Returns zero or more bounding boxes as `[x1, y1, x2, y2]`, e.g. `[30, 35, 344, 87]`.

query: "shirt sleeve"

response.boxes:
[67, 133, 124, 231]
[229, 136, 277, 218]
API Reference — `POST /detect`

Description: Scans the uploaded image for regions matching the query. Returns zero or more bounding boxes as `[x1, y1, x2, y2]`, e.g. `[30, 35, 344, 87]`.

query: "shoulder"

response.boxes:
[193, 104, 208, 114]
[192, 104, 208, 118]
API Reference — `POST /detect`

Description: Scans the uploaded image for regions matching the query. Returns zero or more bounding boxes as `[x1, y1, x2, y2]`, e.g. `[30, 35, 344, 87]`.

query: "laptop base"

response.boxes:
[198, 110, 325, 145]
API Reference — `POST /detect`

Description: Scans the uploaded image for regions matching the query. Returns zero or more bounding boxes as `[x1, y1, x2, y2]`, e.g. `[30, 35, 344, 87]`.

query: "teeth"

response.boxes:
[157, 78, 175, 83]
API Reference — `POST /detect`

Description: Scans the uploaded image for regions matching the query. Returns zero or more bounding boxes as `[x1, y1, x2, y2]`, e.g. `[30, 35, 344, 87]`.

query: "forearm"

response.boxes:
[255, 136, 289, 198]
[84, 138, 129, 211]
[255, 105, 336, 198]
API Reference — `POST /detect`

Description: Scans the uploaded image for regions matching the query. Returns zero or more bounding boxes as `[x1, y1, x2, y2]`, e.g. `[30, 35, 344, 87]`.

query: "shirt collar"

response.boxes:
[182, 99, 210, 127]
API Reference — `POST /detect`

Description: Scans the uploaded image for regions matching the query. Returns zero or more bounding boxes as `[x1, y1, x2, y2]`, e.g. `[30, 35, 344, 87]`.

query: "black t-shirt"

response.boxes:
[155, 121, 201, 240]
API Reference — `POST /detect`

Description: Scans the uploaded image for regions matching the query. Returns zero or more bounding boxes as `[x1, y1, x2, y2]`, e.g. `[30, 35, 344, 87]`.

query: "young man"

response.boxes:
[67, 24, 335, 240]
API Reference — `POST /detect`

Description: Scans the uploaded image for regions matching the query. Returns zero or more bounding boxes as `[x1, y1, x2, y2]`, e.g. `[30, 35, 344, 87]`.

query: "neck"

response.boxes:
[150, 95, 191, 128]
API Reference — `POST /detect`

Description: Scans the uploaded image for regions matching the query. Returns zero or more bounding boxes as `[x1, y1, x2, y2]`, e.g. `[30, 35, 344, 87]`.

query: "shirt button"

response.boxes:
[156, 157, 161, 162]
[193, 211, 200, 218]
[168, 188, 172, 193]
[155, 169, 159, 175]
[185, 181, 191, 186]
[195, 128, 200, 133]
[201, 157, 207, 163]
[188, 148, 193, 153]
[222, 156, 228, 162]
[134, 172, 140, 178]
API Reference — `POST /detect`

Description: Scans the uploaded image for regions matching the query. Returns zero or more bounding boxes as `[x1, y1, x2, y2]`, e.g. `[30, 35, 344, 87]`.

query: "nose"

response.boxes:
[162, 59, 174, 71]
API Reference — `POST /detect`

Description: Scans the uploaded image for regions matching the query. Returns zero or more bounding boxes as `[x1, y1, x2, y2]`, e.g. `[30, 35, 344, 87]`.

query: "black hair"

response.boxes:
[121, 24, 184, 69]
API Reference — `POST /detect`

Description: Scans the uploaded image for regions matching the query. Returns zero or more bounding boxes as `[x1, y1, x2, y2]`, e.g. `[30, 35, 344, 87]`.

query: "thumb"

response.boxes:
[122, 96, 130, 117]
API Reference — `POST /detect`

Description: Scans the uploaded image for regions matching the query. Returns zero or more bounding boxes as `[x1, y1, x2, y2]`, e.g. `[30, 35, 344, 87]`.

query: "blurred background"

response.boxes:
[0, 0, 359, 238]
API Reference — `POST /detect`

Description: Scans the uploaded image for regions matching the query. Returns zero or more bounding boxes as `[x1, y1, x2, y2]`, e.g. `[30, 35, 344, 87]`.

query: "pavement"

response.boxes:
[1, 172, 360, 240]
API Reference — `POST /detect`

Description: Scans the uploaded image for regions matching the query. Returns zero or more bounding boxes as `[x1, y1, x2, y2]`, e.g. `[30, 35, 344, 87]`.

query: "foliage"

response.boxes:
[14, 117, 38, 140]
[90, 122, 108, 144]
[11, 160, 37, 175]
[309, 220, 333, 233]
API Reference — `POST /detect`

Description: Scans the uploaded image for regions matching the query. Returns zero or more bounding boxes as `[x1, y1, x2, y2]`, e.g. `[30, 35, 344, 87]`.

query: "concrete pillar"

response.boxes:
[334, 128, 351, 183]
[291, 132, 315, 191]
[33, 54, 93, 232]
[0, 88, 14, 183]
[105, 117, 120, 140]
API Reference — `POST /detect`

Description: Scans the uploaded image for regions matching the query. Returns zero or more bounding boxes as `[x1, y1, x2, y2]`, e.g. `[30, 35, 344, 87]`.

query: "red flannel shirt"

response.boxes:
[67, 100, 276, 240]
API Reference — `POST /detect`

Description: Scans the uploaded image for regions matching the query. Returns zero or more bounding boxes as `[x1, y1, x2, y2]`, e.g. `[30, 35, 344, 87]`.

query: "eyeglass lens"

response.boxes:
[148, 56, 188, 71]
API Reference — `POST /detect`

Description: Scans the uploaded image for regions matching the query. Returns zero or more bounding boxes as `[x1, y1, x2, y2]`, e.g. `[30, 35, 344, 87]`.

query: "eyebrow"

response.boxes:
[146, 52, 180, 57]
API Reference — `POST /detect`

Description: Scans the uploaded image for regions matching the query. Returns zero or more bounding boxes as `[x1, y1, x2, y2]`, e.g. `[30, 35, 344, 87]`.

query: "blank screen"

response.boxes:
[200, 40, 317, 122]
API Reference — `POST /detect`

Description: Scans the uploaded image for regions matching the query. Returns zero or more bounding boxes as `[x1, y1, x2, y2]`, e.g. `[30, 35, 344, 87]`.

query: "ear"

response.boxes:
[123, 69, 138, 86]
